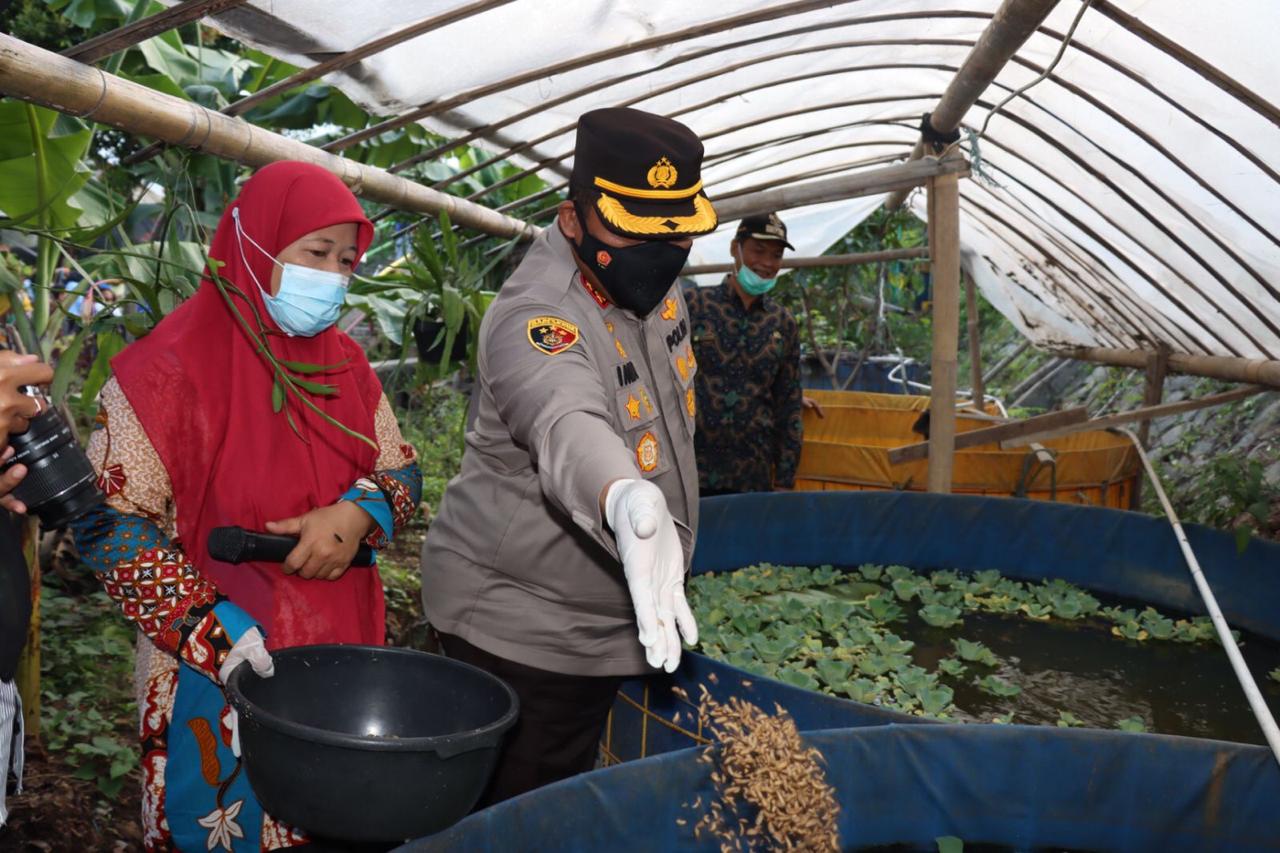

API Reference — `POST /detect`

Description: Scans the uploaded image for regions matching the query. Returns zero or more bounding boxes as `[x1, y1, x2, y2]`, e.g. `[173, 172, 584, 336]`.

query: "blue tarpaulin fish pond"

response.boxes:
[406, 493, 1280, 851]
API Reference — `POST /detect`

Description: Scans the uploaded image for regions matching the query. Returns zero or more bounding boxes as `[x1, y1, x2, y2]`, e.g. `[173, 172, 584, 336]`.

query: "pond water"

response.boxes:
[691, 564, 1280, 746]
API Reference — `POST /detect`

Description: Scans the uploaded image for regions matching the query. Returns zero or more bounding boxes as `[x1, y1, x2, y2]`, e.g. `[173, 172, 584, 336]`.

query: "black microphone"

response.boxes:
[208, 526, 375, 567]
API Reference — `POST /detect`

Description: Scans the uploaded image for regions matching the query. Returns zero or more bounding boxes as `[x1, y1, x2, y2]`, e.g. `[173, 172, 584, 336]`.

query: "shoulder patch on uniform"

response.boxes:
[527, 316, 580, 356]
[636, 431, 660, 473]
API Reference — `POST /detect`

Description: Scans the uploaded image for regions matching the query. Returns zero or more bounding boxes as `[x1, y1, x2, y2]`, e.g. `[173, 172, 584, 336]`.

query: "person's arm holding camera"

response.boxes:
[0, 351, 53, 514]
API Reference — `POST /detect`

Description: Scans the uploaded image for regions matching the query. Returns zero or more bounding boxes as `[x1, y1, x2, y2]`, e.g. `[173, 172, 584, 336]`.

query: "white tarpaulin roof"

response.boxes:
[198, 0, 1280, 359]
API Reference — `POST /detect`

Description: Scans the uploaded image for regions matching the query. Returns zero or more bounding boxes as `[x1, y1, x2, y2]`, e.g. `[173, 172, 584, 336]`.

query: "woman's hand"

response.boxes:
[265, 502, 375, 581]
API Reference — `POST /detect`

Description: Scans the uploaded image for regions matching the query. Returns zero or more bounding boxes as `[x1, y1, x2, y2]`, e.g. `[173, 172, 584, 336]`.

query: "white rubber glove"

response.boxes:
[218, 627, 275, 684]
[218, 628, 273, 758]
[605, 479, 698, 672]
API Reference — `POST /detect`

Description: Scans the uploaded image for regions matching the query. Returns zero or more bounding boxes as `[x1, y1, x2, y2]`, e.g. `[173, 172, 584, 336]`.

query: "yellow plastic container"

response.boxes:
[795, 390, 1140, 508]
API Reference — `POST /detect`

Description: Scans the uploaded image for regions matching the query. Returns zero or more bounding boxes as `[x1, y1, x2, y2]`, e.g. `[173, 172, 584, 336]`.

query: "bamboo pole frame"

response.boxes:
[0, 34, 537, 241]
[884, 0, 1063, 210]
[966, 271, 985, 409]
[123, 0, 514, 164]
[1062, 346, 1280, 391]
[1001, 385, 1267, 448]
[682, 247, 928, 276]
[927, 163, 963, 493]
[712, 157, 970, 223]
[62, 0, 249, 64]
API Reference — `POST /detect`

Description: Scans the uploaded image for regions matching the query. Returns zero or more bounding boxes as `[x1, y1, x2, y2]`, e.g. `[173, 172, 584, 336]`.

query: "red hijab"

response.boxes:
[113, 161, 385, 648]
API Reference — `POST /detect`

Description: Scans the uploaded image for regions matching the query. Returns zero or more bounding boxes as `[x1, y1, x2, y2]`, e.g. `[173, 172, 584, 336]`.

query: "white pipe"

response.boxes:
[1119, 428, 1280, 767]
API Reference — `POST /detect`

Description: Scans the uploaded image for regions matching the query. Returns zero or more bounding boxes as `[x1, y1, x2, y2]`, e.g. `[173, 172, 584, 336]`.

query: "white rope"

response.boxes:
[1119, 428, 1280, 766]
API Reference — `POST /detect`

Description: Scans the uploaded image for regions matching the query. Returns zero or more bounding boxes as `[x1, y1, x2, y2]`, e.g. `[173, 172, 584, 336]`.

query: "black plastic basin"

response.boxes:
[226, 644, 518, 843]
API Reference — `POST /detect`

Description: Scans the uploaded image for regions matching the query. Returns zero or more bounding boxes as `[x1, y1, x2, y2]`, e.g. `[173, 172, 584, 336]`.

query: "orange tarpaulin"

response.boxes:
[796, 391, 1140, 508]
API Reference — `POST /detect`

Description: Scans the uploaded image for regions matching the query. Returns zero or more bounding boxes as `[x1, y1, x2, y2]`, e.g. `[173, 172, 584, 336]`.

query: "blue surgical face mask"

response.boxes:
[232, 207, 349, 337]
[734, 248, 778, 296]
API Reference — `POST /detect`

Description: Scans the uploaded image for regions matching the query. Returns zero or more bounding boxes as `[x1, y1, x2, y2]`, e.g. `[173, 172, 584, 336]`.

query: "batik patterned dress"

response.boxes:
[72, 378, 422, 852]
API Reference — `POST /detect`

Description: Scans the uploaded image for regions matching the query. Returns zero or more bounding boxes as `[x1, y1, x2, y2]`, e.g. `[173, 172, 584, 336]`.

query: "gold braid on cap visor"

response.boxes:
[595, 192, 718, 237]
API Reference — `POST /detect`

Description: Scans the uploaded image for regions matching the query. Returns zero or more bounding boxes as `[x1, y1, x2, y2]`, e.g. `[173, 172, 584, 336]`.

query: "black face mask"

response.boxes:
[571, 205, 690, 318]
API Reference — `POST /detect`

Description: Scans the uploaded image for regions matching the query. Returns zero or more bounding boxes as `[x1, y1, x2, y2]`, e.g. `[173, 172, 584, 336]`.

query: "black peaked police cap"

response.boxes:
[570, 107, 718, 240]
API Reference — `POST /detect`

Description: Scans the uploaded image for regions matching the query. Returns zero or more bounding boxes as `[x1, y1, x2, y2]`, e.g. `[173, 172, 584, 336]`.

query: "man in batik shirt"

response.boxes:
[686, 213, 804, 495]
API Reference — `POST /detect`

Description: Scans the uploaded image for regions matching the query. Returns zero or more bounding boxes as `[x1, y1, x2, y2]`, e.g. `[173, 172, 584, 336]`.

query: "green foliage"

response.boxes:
[974, 675, 1021, 698]
[951, 638, 999, 667]
[936, 836, 965, 853]
[40, 582, 138, 798]
[1057, 711, 1086, 728]
[1270, 668, 1280, 684]
[1115, 716, 1147, 733]
[1174, 455, 1274, 551]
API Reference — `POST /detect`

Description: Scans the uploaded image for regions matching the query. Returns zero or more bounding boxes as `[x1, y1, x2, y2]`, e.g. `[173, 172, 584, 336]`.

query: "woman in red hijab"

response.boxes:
[72, 162, 422, 851]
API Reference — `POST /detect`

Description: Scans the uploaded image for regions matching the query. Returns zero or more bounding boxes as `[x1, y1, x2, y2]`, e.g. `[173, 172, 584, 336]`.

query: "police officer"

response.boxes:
[420, 107, 717, 803]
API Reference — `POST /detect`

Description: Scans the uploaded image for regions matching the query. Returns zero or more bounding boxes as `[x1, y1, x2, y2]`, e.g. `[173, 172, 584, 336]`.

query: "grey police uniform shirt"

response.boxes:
[420, 224, 700, 677]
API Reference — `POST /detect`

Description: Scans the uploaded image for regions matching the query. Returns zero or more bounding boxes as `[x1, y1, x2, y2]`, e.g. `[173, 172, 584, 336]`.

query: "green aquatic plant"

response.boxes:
[937, 658, 968, 678]
[842, 677, 883, 704]
[917, 685, 955, 716]
[1115, 716, 1147, 733]
[814, 658, 854, 690]
[919, 603, 964, 628]
[1057, 711, 1085, 728]
[952, 638, 999, 667]
[974, 675, 1021, 698]
[859, 592, 906, 623]
[777, 666, 820, 692]
[936, 836, 964, 853]
[1139, 607, 1177, 640]
[892, 575, 932, 602]
[857, 564, 884, 582]
[991, 712, 1016, 725]
[1270, 668, 1280, 684]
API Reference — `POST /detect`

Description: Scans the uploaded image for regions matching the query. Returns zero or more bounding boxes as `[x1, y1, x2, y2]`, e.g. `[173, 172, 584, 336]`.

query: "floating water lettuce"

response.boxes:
[1115, 716, 1147, 733]
[1057, 711, 1085, 728]
[857, 564, 884, 582]
[777, 665, 820, 692]
[843, 677, 882, 704]
[1270, 668, 1280, 684]
[892, 575, 932, 602]
[1139, 607, 1176, 641]
[991, 712, 1016, 725]
[859, 593, 905, 623]
[814, 658, 854, 690]
[919, 603, 964, 629]
[917, 685, 955, 716]
[687, 561, 1233, 732]
[937, 658, 968, 678]
[952, 638, 999, 667]
[936, 835, 964, 853]
[974, 675, 1021, 698]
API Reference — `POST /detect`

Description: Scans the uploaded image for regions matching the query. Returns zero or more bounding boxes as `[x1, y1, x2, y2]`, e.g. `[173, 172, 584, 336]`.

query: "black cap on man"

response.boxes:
[566, 108, 717, 317]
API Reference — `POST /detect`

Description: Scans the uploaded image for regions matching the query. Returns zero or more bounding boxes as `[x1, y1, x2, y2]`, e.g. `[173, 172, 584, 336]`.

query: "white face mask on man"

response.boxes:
[232, 207, 349, 337]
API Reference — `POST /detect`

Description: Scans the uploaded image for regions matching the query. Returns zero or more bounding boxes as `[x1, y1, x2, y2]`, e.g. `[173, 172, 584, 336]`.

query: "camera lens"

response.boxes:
[3, 408, 103, 527]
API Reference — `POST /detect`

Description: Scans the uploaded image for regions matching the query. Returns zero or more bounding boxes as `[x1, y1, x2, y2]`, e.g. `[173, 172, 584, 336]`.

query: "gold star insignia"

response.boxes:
[676, 355, 688, 381]
[685, 344, 696, 371]
[625, 394, 641, 421]
[686, 387, 696, 418]
[615, 339, 628, 359]
[661, 298, 678, 321]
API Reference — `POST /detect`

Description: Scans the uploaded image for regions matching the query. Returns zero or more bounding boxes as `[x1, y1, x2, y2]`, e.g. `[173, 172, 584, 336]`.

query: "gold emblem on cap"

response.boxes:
[647, 157, 678, 189]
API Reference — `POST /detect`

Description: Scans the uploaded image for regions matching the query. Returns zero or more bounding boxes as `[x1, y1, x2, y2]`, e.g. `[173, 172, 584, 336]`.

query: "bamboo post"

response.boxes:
[1131, 346, 1168, 508]
[15, 516, 39, 738]
[965, 271, 985, 410]
[927, 163, 962, 493]
[884, 0, 1063, 210]
[0, 33, 537, 241]
[1137, 346, 1170, 448]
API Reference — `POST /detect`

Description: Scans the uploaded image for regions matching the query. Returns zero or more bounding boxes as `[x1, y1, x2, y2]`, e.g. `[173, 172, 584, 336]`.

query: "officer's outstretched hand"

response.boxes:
[604, 479, 698, 672]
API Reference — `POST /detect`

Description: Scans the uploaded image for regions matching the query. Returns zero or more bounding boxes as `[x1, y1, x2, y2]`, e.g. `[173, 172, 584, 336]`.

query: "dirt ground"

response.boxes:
[4, 740, 142, 851]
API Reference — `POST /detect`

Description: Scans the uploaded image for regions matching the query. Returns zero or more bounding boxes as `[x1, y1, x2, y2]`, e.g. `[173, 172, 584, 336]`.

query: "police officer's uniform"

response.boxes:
[420, 108, 717, 802]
